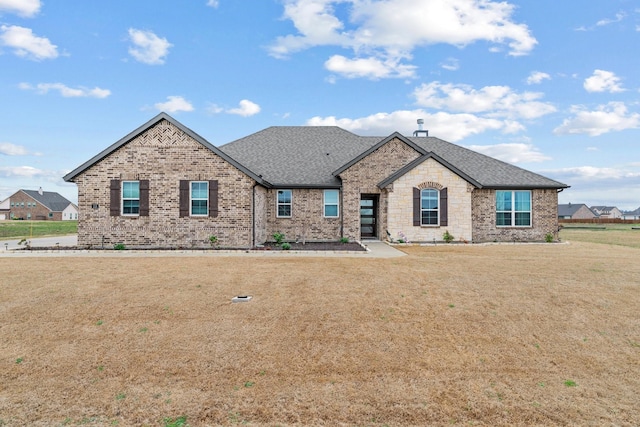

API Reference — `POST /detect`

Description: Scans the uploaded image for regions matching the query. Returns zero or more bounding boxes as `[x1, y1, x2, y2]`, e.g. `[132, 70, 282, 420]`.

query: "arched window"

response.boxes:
[421, 189, 439, 226]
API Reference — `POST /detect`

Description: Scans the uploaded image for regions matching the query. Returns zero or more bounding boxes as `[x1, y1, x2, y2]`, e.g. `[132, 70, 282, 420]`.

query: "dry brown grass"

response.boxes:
[1, 241, 639, 426]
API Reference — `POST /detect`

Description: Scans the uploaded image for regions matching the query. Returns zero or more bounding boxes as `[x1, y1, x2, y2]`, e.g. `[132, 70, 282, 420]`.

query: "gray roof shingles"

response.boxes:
[22, 190, 73, 212]
[220, 127, 568, 189]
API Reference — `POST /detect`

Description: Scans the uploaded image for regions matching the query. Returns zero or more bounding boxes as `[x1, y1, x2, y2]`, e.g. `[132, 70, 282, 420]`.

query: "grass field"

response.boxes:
[0, 220, 77, 239]
[559, 222, 640, 248]
[1, 232, 639, 426]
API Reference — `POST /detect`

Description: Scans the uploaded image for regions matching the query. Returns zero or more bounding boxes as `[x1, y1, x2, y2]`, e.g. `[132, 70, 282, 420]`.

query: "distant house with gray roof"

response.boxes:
[558, 203, 597, 220]
[590, 206, 622, 219]
[1, 188, 77, 221]
[63, 113, 569, 248]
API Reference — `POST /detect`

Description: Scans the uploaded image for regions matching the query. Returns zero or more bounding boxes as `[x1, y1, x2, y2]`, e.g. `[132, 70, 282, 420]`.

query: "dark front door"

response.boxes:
[360, 195, 378, 239]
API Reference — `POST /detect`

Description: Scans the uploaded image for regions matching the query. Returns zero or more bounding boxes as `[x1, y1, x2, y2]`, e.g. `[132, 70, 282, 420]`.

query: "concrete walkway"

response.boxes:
[0, 236, 406, 258]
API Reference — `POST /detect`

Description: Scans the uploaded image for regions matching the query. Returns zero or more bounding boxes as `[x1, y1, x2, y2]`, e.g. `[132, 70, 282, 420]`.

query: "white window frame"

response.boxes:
[496, 190, 532, 227]
[420, 188, 439, 226]
[121, 181, 140, 216]
[190, 181, 209, 217]
[276, 189, 292, 218]
[323, 190, 340, 218]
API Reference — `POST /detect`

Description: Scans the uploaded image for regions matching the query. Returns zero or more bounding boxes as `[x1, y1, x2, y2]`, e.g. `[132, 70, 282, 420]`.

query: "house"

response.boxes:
[621, 207, 640, 220]
[63, 113, 569, 248]
[1, 188, 78, 221]
[558, 203, 597, 220]
[590, 206, 622, 219]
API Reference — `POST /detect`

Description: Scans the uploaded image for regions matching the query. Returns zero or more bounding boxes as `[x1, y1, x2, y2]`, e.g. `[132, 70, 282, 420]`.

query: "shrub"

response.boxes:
[545, 232, 554, 243]
[442, 230, 454, 243]
[281, 242, 291, 250]
[113, 243, 126, 250]
[209, 235, 218, 247]
[340, 237, 349, 243]
[273, 232, 285, 246]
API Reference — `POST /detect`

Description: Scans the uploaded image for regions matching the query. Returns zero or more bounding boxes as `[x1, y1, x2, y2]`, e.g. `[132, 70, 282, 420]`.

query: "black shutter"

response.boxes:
[139, 180, 150, 216]
[440, 187, 448, 226]
[209, 180, 218, 217]
[110, 180, 120, 217]
[413, 187, 421, 226]
[179, 180, 189, 217]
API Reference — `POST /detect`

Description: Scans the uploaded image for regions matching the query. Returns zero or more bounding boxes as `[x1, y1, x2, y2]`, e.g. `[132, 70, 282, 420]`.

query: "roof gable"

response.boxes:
[333, 132, 426, 177]
[20, 189, 73, 212]
[378, 152, 482, 189]
[63, 112, 267, 185]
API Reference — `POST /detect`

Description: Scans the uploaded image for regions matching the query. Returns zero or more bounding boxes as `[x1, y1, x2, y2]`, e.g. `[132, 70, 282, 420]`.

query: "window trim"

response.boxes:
[496, 190, 532, 227]
[190, 181, 209, 217]
[121, 180, 140, 216]
[323, 189, 340, 218]
[420, 188, 440, 226]
[276, 189, 292, 218]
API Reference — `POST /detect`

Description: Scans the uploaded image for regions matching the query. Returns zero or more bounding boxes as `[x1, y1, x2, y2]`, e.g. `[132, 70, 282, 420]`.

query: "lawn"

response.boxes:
[1, 240, 639, 425]
[559, 222, 640, 248]
[0, 220, 77, 239]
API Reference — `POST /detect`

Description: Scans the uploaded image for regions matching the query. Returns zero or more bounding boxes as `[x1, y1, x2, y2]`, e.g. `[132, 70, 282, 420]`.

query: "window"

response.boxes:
[277, 190, 292, 218]
[48, 212, 53, 218]
[421, 189, 439, 225]
[496, 190, 531, 227]
[122, 181, 140, 215]
[190, 181, 209, 216]
[324, 190, 339, 217]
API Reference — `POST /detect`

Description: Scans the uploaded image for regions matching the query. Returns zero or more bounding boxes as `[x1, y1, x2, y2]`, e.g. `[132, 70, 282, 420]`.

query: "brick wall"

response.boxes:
[8, 192, 54, 220]
[339, 137, 421, 240]
[386, 158, 474, 243]
[471, 188, 559, 242]
[265, 188, 342, 242]
[70, 119, 257, 248]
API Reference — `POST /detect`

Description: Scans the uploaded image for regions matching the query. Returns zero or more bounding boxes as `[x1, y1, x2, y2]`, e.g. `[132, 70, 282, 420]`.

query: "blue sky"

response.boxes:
[1, 0, 639, 210]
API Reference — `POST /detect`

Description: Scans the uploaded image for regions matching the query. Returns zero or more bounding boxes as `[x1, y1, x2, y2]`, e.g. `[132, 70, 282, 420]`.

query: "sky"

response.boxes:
[1, 0, 639, 210]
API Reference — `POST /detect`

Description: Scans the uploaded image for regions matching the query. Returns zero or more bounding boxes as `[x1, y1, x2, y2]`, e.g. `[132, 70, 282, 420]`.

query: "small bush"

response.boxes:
[273, 232, 285, 246]
[545, 232, 554, 243]
[113, 243, 126, 250]
[340, 237, 349, 243]
[209, 235, 218, 247]
[442, 230, 454, 243]
[281, 242, 291, 250]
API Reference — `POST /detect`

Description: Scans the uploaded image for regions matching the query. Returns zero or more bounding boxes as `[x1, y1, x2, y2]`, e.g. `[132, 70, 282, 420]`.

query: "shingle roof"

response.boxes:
[22, 190, 73, 212]
[220, 127, 568, 189]
[558, 203, 592, 217]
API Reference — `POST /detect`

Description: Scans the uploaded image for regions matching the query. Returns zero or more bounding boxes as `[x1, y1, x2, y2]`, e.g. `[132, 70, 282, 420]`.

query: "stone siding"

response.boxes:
[387, 158, 473, 243]
[265, 189, 342, 242]
[71, 120, 256, 248]
[471, 188, 559, 242]
[339, 137, 421, 240]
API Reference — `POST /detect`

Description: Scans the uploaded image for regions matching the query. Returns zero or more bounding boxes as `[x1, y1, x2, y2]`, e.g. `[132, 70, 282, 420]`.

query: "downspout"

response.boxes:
[252, 183, 257, 247]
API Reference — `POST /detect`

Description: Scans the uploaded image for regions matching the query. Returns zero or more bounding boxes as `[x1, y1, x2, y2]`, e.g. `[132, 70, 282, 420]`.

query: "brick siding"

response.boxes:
[7, 191, 58, 220]
[70, 119, 257, 248]
[471, 188, 560, 242]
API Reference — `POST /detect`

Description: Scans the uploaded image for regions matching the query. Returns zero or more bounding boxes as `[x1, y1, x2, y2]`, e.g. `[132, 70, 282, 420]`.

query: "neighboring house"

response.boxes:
[558, 203, 597, 220]
[0, 197, 9, 220]
[590, 206, 622, 219]
[3, 188, 78, 221]
[621, 207, 640, 220]
[63, 113, 569, 248]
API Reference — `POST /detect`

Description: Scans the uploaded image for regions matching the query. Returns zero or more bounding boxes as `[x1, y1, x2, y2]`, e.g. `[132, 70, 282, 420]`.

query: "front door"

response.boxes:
[360, 195, 378, 239]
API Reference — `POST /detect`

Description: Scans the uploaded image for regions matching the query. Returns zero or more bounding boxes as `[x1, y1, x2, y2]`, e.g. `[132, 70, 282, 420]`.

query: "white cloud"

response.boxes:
[0, 142, 29, 156]
[596, 11, 626, 27]
[128, 28, 172, 65]
[526, 71, 550, 85]
[324, 55, 417, 79]
[19, 82, 111, 98]
[554, 102, 640, 136]
[206, 0, 219, 7]
[412, 81, 556, 120]
[441, 58, 460, 71]
[307, 109, 514, 142]
[0, 25, 58, 60]
[465, 143, 551, 163]
[228, 100, 261, 117]
[154, 96, 194, 113]
[269, 0, 537, 79]
[584, 69, 624, 93]
[0, 0, 41, 17]
[0, 165, 44, 177]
